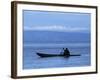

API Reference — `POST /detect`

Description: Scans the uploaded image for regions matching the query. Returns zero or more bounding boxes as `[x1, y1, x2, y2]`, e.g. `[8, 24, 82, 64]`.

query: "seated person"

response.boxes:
[63, 48, 70, 56]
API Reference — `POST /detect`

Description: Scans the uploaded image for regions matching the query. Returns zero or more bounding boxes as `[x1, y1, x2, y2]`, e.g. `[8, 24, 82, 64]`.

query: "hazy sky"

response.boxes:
[23, 10, 91, 32]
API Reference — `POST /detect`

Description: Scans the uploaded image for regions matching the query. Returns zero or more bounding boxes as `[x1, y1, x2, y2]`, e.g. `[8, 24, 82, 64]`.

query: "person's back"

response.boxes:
[63, 48, 70, 56]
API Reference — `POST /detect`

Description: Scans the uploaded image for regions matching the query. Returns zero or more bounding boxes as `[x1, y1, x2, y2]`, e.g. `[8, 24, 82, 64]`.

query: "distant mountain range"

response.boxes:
[23, 31, 90, 43]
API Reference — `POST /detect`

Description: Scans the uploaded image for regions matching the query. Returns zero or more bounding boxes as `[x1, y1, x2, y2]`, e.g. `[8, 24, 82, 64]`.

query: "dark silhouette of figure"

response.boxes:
[63, 48, 70, 56]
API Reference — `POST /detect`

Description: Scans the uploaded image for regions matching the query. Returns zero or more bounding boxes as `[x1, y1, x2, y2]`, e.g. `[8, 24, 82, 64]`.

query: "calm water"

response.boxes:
[23, 43, 91, 69]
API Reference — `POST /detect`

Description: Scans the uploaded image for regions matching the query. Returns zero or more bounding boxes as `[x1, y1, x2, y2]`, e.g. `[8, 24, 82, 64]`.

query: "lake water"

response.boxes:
[23, 43, 91, 69]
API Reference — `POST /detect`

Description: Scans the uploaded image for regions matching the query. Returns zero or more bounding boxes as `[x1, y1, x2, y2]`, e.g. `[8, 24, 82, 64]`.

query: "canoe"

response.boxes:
[36, 52, 81, 57]
[37, 52, 64, 57]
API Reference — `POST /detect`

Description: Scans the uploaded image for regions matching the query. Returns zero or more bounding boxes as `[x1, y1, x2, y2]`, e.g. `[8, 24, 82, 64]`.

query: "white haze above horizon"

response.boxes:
[24, 25, 90, 32]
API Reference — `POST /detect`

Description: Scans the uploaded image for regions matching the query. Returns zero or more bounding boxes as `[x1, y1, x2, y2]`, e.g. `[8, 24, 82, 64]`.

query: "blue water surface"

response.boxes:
[23, 43, 91, 69]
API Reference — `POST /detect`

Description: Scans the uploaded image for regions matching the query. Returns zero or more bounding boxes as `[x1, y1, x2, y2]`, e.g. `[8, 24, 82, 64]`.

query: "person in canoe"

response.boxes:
[63, 48, 70, 56]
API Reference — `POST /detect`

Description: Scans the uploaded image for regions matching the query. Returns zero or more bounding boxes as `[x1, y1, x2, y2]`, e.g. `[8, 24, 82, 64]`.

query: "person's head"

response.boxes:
[66, 48, 68, 50]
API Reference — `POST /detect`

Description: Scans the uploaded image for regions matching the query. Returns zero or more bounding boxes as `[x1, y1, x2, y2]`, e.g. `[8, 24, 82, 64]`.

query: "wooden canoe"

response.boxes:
[36, 52, 80, 57]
